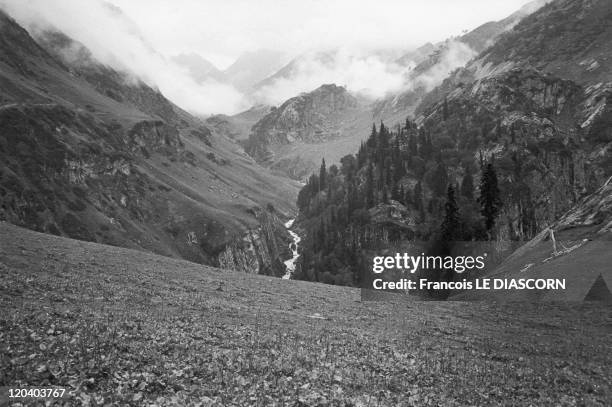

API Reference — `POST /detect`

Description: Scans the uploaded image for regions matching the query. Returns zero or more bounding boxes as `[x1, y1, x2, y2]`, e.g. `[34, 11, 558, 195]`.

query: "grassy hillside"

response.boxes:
[0, 9, 299, 272]
[1, 222, 611, 406]
[455, 178, 612, 302]
[482, 0, 612, 86]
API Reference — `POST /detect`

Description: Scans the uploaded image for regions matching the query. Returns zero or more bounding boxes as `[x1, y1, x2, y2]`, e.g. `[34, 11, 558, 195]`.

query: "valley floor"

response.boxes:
[0, 222, 611, 406]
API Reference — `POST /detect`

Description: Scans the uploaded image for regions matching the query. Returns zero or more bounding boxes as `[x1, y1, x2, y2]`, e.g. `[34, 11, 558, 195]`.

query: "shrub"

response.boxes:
[61, 213, 94, 241]
[66, 199, 87, 212]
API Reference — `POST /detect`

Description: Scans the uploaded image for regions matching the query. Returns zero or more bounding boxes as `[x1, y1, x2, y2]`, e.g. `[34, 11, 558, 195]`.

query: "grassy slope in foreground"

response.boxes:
[1, 222, 611, 406]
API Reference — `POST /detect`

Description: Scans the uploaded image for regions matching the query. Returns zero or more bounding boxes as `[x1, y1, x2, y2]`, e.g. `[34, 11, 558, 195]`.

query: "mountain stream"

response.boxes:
[282, 219, 301, 279]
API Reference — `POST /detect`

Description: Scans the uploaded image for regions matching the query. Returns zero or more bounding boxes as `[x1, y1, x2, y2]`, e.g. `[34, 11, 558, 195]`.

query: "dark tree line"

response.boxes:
[294, 119, 504, 287]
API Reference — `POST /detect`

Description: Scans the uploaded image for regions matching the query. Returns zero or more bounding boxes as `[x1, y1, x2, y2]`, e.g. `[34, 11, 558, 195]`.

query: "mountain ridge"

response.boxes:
[289, 0, 611, 289]
[245, 83, 372, 180]
[0, 8, 299, 276]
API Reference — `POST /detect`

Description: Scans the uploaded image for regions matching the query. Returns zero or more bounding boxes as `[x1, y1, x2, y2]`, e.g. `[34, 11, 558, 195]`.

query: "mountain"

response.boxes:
[33, 29, 184, 125]
[416, 0, 612, 115]
[205, 104, 272, 142]
[174, 50, 289, 96]
[252, 51, 337, 94]
[373, 0, 551, 127]
[245, 84, 372, 180]
[416, 66, 610, 229]
[458, 0, 551, 52]
[290, 0, 611, 288]
[172, 53, 227, 84]
[478, 0, 612, 86]
[223, 49, 288, 92]
[394, 42, 435, 67]
[0, 9, 300, 276]
[246, 0, 552, 177]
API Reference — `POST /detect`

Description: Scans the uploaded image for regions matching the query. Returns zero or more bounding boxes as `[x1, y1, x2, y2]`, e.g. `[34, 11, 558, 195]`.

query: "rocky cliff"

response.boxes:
[413, 67, 610, 240]
[245, 84, 371, 179]
[218, 206, 291, 276]
[402, 0, 612, 241]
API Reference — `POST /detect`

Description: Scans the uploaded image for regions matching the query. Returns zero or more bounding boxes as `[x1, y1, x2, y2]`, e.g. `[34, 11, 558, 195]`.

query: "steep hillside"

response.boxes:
[172, 52, 227, 84]
[291, 4, 611, 287]
[252, 51, 336, 94]
[481, 0, 612, 87]
[373, 0, 550, 127]
[417, 0, 612, 116]
[394, 42, 435, 68]
[419, 67, 610, 228]
[455, 177, 612, 301]
[223, 49, 288, 92]
[243, 0, 552, 183]
[34, 29, 184, 126]
[1, 222, 611, 405]
[0, 9, 299, 276]
[245, 84, 372, 180]
[205, 104, 271, 142]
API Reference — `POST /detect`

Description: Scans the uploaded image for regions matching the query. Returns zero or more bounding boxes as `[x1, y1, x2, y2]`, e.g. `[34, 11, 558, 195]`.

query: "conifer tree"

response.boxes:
[441, 185, 460, 241]
[414, 181, 425, 220]
[418, 127, 427, 158]
[318, 218, 326, 250]
[404, 186, 412, 205]
[367, 124, 377, 149]
[392, 182, 401, 202]
[408, 130, 418, 157]
[478, 162, 502, 234]
[431, 161, 449, 197]
[365, 162, 375, 208]
[319, 158, 327, 191]
[461, 167, 474, 200]
[357, 142, 366, 167]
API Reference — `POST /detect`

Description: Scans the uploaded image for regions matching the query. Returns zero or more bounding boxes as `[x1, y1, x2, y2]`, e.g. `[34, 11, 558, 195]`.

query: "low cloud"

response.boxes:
[0, 0, 248, 116]
[254, 41, 476, 105]
[1, 1, 487, 114]
[254, 49, 413, 104]
[412, 40, 477, 91]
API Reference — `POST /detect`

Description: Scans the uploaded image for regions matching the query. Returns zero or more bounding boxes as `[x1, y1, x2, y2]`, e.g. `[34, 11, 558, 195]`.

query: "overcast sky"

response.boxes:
[110, 0, 533, 69]
[0, 0, 538, 114]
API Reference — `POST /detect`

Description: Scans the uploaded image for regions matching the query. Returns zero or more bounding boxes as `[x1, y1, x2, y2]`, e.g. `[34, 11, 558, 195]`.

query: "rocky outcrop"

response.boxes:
[126, 120, 183, 156]
[218, 207, 291, 276]
[245, 84, 370, 180]
[248, 84, 358, 147]
[413, 67, 611, 241]
[205, 105, 271, 142]
[64, 156, 131, 184]
[0, 104, 158, 238]
[554, 176, 612, 236]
